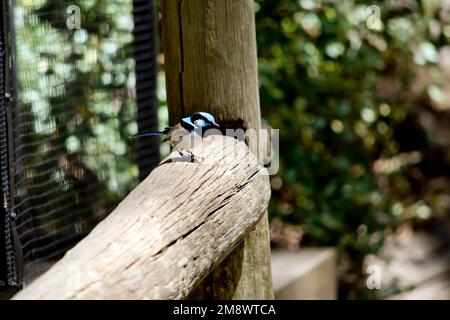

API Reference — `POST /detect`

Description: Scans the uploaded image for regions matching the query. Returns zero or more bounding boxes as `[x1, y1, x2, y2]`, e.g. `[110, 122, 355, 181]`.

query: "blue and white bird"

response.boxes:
[132, 112, 220, 157]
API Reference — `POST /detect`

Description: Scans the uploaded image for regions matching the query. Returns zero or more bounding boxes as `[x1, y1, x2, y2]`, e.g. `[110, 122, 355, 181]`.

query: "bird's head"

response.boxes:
[190, 112, 220, 129]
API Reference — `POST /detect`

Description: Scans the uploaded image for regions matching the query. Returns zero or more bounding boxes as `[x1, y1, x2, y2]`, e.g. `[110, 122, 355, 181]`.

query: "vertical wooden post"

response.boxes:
[161, 0, 273, 299]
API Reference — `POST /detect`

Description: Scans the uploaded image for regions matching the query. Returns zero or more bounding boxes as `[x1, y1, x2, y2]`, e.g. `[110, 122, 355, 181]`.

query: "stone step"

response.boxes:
[271, 247, 337, 300]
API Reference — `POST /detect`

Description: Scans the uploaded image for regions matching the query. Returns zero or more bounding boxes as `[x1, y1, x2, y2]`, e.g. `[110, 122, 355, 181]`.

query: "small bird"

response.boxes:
[132, 111, 220, 161]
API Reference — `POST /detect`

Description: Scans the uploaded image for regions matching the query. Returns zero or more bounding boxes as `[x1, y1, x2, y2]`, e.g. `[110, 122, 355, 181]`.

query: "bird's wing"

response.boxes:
[162, 123, 189, 144]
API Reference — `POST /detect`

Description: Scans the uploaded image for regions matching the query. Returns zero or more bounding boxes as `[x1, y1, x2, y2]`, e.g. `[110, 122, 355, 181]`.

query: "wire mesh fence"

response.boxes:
[1, 0, 159, 287]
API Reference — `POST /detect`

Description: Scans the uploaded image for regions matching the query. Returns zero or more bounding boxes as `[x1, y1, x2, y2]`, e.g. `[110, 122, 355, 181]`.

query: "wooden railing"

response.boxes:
[13, 135, 271, 299]
[13, 0, 274, 299]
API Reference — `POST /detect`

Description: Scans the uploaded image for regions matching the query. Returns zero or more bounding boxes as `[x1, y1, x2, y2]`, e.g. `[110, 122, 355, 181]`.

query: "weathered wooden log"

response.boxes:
[162, 0, 274, 299]
[12, 135, 270, 299]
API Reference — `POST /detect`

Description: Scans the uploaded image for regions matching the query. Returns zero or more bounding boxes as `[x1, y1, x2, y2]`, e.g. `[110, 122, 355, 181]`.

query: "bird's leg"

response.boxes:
[175, 148, 196, 162]
[176, 149, 203, 163]
[187, 150, 202, 163]
[176, 149, 190, 162]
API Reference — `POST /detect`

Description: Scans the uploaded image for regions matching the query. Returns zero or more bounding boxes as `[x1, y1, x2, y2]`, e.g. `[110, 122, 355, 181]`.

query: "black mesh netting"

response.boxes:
[1, 0, 159, 286]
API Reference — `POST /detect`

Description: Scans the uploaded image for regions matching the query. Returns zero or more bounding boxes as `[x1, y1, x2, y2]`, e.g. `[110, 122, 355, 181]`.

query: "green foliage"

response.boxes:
[255, 0, 450, 298]
[13, 0, 139, 237]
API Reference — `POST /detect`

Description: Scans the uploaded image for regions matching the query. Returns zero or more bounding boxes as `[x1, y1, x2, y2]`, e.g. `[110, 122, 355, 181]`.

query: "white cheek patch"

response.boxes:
[194, 119, 206, 127]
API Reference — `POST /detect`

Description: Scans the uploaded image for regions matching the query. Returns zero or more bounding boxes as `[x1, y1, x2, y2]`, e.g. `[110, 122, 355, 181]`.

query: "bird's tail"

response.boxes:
[130, 131, 164, 139]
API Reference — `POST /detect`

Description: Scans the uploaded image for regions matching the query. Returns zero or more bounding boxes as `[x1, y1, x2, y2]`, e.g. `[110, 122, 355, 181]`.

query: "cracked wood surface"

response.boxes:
[162, 0, 274, 299]
[13, 135, 270, 299]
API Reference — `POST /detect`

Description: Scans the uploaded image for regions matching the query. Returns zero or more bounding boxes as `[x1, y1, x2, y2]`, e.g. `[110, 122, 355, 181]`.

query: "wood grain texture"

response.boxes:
[12, 135, 270, 299]
[162, 0, 273, 299]
[162, 0, 261, 130]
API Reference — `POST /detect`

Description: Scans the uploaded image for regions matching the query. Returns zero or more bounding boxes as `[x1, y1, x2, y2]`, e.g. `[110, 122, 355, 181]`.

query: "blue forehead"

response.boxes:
[181, 116, 195, 128]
